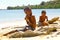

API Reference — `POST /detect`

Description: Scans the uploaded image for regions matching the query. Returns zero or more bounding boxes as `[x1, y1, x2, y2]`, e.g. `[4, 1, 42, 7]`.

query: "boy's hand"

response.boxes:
[25, 18, 31, 24]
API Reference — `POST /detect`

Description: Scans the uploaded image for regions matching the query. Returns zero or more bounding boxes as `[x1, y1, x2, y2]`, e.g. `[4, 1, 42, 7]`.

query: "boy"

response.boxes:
[24, 7, 36, 31]
[38, 10, 48, 26]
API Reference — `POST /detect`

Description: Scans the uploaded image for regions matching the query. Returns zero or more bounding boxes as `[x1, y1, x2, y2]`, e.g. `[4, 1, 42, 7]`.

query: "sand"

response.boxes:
[0, 19, 60, 40]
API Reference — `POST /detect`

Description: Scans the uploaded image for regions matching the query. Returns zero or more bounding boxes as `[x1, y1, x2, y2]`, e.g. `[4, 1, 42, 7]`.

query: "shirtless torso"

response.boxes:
[39, 16, 48, 22]
[39, 16, 48, 26]
[25, 15, 36, 29]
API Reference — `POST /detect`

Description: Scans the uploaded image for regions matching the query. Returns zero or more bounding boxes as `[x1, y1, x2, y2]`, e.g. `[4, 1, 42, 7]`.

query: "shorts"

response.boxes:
[24, 26, 35, 31]
[38, 22, 42, 27]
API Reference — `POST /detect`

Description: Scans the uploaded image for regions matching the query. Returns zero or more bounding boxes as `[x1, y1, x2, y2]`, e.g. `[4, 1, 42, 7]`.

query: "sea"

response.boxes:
[0, 9, 60, 28]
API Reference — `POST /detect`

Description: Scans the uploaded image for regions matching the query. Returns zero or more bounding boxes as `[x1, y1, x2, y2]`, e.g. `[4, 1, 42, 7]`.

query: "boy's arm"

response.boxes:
[39, 16, 41, 22]
[25, 17, 32, 26]
[39, 16, 42, 22]
[32, 16, 36, 24]
[46, 16, 48, 21]
[25, 17, 29, 22]
[25, 17, 30, 24]
[25, 16, 36, 28]
[31, 16, 36, 28]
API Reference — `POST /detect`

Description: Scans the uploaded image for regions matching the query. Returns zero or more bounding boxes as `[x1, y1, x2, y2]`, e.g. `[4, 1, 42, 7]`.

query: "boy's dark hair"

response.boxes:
[24, 6, 31, 11]
[41, 10, 46, 14]
[24, 6, 32, 15]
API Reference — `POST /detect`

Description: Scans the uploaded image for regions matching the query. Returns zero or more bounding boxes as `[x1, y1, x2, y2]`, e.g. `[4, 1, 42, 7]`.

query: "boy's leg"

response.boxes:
[23, 26, 35, 31]
[38, 22, 42, 27]
[26, 26, 35, 31]
[30, 27, 35, 31]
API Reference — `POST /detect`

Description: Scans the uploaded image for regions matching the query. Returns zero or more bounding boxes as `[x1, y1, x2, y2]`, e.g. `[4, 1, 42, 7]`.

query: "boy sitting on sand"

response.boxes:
[38, 10, 48, 26]
[24, 7, 36, 31]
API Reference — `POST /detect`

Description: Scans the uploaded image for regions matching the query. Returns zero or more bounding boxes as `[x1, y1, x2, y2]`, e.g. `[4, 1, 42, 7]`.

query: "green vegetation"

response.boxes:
[7, 0, 60, 9]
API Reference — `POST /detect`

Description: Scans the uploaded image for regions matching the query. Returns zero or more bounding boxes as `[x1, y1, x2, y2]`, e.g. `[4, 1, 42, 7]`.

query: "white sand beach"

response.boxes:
[0, 18, 60, 40]
[0, 20, 27, 29]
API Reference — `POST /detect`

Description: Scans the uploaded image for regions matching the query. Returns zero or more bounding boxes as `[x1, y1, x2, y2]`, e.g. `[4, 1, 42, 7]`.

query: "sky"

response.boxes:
[0, 0, 50, 9]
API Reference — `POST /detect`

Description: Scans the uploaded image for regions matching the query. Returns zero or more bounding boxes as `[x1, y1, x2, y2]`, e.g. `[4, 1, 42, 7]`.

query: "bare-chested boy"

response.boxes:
[24, 7, 36, 31]
[38, 10, 48, 26]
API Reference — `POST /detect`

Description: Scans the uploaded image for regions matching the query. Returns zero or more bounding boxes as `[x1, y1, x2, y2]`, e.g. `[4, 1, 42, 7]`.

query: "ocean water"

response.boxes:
[0, 9, 60, 22]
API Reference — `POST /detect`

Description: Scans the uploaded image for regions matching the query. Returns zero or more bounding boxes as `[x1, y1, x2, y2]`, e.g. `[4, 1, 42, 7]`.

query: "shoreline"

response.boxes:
[0, 17, 60, 40]
[0, 20, 27, 29]
[0, 17, 59, 29]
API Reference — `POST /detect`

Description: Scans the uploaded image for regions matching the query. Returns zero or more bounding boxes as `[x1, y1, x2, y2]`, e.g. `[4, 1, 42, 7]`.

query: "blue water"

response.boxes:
[0, 9, 60, 22]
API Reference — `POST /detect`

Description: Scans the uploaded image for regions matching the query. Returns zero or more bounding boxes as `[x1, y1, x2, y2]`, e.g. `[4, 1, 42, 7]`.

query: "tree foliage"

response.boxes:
[7, 0, 60, 9]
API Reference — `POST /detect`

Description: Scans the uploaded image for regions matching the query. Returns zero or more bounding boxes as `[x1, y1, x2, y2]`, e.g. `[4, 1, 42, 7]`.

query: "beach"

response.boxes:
[0, 0, 60, 39]
[0, 20, 27, 29]
[0, 9, 60, 40]
[0, 17, 60, 40]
